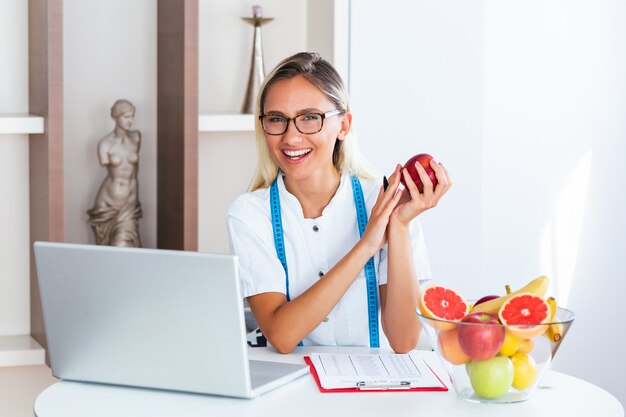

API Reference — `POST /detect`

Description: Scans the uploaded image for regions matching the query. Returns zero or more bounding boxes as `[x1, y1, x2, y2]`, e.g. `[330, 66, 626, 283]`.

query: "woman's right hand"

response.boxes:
[359, 164, 404, 256]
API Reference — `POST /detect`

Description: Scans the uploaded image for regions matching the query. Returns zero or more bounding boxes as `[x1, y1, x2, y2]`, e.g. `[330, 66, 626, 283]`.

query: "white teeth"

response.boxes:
[283, 149, 311, 157]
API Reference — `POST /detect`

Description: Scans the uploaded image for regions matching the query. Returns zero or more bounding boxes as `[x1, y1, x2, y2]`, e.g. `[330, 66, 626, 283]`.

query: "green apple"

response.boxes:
[468, 356, 514, 398]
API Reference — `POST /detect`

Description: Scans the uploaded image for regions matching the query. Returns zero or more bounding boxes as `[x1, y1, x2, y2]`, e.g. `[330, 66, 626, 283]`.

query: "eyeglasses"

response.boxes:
[258, 109, 345, 135]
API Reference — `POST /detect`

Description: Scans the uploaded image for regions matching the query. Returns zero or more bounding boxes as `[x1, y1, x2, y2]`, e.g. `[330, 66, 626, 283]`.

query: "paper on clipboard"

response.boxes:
[306, 352, 447, 391]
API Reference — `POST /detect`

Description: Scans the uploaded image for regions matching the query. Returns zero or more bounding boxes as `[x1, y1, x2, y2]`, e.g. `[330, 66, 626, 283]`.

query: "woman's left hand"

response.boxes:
[389, 158, 452, 225]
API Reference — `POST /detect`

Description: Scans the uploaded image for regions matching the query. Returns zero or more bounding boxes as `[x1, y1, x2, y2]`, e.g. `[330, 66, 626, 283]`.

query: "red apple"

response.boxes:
[400, 153, 438, 193]
[474, 295, 499, 307]
[457, 312, 505, 361]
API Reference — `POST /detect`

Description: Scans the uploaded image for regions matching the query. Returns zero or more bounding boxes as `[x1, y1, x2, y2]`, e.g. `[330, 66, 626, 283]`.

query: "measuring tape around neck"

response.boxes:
[269, 176, 380, 348]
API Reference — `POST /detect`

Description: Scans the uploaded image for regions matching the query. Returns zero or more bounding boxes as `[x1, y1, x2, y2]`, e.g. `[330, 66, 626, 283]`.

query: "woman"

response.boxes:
[87, 99, 143, 247]
[226, 52, 451, 353]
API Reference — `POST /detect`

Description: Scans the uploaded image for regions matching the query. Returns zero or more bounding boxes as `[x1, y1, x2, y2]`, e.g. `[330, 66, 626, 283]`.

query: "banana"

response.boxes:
[472, 275, 550, 315]
[545, 296, 563, 343]
[546, 297, 557, 321]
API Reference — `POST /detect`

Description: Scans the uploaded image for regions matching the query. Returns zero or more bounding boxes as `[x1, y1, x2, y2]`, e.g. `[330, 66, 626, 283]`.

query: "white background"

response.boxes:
[351, 0, 626, 406]
[1, 0, 624, 408]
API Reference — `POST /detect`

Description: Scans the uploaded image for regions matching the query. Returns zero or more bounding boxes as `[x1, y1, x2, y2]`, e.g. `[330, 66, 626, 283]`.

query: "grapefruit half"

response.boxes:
[498, 293, 550, 339]
[419, 286, 469, 330]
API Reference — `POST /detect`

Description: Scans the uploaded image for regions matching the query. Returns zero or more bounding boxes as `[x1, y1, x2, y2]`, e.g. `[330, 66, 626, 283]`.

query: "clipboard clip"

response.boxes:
[356, 381, 412, 391]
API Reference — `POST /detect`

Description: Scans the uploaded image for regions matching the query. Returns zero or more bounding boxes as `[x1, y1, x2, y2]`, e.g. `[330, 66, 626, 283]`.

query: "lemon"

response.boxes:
[518, 338, 534, 354]
[499, 331, 521, 357]
[511, 352, 537, 390]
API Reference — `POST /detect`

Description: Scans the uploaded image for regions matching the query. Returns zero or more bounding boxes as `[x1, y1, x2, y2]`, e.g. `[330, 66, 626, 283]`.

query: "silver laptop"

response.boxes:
[34, 241, 309, 398]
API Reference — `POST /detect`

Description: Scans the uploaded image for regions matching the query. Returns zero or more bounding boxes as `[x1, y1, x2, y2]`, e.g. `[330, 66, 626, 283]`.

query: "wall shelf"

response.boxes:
[0, 115, 44, 134]
[198, 114, 254, 132]
[0, 335, 45, 367]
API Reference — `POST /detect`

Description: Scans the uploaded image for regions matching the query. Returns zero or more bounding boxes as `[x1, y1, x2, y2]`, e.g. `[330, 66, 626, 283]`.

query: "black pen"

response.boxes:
[383, 176, 389, 192]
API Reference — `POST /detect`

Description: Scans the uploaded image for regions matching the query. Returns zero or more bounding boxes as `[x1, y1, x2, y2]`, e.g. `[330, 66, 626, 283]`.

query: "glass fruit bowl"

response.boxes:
[416, 305, 575, 403]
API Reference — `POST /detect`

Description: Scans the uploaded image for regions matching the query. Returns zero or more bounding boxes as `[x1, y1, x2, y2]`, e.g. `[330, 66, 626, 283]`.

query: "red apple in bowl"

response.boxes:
[457, 312, 505, 361]
[400, 153, 438, 193]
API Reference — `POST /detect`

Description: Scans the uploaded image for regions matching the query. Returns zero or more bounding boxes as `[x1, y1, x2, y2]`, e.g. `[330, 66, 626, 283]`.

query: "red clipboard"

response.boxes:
[304, 356, 448, 393]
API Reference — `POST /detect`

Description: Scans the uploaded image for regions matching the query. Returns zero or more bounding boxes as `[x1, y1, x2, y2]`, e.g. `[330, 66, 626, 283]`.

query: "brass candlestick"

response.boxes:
[241, 5, 273, 114]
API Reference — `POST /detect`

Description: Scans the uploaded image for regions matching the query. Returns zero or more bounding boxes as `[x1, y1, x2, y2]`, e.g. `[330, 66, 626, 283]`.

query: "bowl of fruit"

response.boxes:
[416, 275, 575, 403]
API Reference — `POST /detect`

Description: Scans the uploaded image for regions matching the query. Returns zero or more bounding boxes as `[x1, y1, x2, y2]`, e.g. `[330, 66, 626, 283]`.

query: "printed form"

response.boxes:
[308, 353, 446, 390]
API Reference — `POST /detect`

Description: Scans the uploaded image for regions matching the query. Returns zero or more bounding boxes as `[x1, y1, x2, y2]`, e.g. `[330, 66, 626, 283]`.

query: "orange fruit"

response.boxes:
[437, 328, 471, 365]
[419, 286, 469, 330]
[498, 293, 550, 339]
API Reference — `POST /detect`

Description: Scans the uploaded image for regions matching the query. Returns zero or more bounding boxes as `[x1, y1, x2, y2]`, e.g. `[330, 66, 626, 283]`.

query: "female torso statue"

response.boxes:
[87, 99, 143, 247]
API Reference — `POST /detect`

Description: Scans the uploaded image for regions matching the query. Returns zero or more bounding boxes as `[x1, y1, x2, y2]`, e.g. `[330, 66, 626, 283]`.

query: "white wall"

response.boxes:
[482, 0, 626, 406]
[0, 0, 30, 336]
[350, 1, 485, 297]
[351, 0, 626, 406]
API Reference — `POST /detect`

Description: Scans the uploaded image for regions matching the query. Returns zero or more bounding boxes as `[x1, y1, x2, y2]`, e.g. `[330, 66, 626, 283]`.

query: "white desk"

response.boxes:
[34, 346, 624, 417]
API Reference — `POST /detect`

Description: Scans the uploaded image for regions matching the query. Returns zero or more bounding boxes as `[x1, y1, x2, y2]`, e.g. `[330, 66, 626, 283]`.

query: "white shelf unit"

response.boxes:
[0, 114, 44, 134]
[198, 114, 255, 132]
[0, 335, 45, 367]
[0, 0, 352, 363]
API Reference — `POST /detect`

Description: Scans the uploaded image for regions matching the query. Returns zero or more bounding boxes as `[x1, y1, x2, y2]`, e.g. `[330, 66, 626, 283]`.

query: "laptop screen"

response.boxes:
[34, 242, 254, 397]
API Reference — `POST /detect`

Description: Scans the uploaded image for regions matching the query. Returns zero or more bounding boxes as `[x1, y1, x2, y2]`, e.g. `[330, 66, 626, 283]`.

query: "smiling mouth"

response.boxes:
[282, 149, 312, 161]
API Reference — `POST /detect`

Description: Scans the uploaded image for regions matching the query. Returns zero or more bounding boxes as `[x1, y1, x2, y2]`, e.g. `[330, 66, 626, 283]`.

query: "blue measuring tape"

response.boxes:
[270, 181, 291, 301]
[269, 176, 380, 348]
[270, 181, 302, 347]
[350, 176, 380, 348]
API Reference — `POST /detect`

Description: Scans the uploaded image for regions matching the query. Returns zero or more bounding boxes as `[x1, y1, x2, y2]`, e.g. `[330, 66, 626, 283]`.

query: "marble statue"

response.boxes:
[87, 99, 143, 247]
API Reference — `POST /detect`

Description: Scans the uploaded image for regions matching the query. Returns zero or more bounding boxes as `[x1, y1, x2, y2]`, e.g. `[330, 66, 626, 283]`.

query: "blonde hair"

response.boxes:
[249, 52, 376, 191]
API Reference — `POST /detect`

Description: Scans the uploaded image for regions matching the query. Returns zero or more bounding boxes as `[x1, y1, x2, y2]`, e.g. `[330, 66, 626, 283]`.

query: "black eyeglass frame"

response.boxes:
[258, 109, 345, 135]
